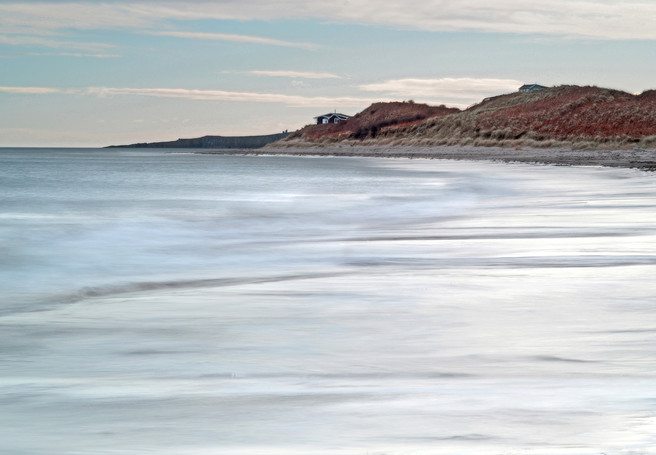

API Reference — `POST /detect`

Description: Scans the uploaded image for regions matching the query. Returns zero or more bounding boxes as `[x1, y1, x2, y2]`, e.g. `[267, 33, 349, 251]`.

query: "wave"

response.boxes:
[60, 270, 352, 304]
[344, 255, 656, 269]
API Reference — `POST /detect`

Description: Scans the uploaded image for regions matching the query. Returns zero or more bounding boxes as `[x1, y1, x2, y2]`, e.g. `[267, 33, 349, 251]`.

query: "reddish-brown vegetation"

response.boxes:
[472, 86, 656, 141]
[287, 101, 459, 142]
[283, 86, 656, 148]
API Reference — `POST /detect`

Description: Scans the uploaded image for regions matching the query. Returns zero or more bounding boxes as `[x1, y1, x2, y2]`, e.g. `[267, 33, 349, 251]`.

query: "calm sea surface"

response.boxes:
[1, 148, 656, 455]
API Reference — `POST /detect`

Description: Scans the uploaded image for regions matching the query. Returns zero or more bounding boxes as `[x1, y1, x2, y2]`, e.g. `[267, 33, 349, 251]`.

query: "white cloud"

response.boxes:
[359, 77, 523, 104]
[0, 33, 115, 52]
[148, 31, 318, 50]
[249, 70, 342, 79]
[0, 86, 66, 94]
[0, 85, 380, 108]
[1, 1, 656, 40]
[85, 86, 377, 107]
[0, 3, 152, 31]
[0, 79, 520, 107]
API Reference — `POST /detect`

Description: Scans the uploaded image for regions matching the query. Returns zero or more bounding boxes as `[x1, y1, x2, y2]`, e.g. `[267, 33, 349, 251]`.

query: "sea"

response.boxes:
[1, 148, 655, 455]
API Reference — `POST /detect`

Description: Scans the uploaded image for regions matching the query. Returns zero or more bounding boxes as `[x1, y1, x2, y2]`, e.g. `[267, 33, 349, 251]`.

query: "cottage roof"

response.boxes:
[519, 84, 548, 91]
[314, 113, 351, 120]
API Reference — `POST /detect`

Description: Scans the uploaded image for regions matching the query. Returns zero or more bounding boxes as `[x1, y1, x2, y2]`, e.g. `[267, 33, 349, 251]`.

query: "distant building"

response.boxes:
[314, 113, 351, 125]
[519, 84, 548, 93]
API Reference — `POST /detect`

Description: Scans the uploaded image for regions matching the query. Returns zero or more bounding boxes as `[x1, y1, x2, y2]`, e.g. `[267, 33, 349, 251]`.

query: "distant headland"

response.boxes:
[107, 132, 289, 149]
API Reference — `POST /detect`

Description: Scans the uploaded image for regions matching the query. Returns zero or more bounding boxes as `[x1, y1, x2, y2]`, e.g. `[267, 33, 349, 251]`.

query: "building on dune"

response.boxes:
[519, 84, 548, 93]
[314, 112, 351, 125]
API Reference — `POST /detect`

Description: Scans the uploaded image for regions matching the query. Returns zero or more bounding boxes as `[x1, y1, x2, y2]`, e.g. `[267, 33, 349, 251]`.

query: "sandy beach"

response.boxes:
[3, 148, 656, 454]
[200, 145, 656, 171]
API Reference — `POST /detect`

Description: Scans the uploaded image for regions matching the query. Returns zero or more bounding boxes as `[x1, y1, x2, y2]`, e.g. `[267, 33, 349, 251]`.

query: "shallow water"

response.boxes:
[1, 148, 655, 454]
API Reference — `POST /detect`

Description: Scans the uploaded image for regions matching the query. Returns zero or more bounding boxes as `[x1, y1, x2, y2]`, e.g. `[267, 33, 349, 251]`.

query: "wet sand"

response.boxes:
[200, 145, 656, 171]
[4, 149, 656, 454]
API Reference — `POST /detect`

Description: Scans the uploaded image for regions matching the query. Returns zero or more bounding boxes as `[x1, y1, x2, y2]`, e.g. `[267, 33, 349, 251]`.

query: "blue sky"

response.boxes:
[1, 1, 655, 146]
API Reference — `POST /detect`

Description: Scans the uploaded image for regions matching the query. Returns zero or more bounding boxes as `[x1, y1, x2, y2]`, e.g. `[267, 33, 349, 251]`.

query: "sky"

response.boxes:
[1, 1, 656, 147]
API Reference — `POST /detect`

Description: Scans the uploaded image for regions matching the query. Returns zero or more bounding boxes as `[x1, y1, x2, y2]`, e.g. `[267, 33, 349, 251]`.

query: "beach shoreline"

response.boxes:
[196, 145, 656, 171]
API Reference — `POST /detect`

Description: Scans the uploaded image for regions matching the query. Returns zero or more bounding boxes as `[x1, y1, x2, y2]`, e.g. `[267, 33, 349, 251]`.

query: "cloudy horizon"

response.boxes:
[2, 1, 655, 146]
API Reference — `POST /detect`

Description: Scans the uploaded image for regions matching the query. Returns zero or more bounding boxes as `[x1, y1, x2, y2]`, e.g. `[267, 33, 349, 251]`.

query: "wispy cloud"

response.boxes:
[0, 85, 379, 108]
[359, 77, 522, 105]
[26, 51, 120, 59]
[248, 70, 342, 79]
[148, 31, 318, 50]
[86, 86, 375, 107]
[0, 33, 115, 52]
[0, 3, 152, 31]
[0, 79, 521, 107]
[0, 86, 67, 94]
[1, 1, 655, 40]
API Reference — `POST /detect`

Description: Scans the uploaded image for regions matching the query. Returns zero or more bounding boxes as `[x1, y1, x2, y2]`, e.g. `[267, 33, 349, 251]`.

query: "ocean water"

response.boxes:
[1, 148, 655, 455]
